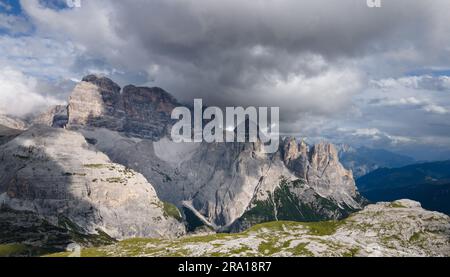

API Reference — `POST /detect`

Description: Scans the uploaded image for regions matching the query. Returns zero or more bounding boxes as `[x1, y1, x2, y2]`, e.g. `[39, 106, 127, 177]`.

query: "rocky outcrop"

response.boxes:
[51, 200, 450, 257]
[0, 206, 115, 256]
[281, 138, 362, 208]
[33, 105, 68, 128]
[0, 125, 23, 146]
[68, 75, 124, 131]
[0, 114, 26, 146]
[0, 126, 185, 243]
[0, 114, 28, 130]
[67, 75, 176, 140]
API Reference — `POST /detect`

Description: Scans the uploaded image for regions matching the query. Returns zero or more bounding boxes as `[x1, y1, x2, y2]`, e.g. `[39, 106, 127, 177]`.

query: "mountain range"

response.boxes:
[337, 144, 415, 178]
[0, 75, 449, 257]
[357, 160, 450, 215]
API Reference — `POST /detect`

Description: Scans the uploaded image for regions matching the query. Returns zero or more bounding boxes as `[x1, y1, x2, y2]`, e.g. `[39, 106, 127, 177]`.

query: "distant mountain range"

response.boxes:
[337, 144, 415, 178]
[357, 160, 450, 215]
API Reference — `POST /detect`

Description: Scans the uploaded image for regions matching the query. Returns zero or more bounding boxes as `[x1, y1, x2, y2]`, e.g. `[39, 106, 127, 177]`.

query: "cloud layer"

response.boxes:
[0, 0, 450, 159]
[0, 68, 65, 116]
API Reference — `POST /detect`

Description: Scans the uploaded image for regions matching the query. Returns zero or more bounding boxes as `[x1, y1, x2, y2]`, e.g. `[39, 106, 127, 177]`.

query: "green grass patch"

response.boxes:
[83, 164, 107, 169]
[300, 221, 343, 236]
[106, 177, 124, 183]
[0, 244, 28, 257]
[290, 242, 313, 256]
[163, 202, 182, 221]
[388, 202, 407, 208]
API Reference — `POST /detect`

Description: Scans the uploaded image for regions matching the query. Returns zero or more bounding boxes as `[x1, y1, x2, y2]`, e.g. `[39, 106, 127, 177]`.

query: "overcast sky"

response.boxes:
[1, 0, 450, 160]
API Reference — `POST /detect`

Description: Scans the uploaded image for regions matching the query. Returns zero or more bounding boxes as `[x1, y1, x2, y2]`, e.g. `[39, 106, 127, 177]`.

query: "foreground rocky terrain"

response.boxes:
[46, 200, 450, 257]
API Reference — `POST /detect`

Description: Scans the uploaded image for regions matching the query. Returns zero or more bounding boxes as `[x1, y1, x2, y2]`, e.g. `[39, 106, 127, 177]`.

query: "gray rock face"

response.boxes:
[78, 129, 296, 229]
[0, 126, 185, 240]
[0, 114, 28, 130]
[80, 127, 365, 232]
[67, 75, 176, 140]
[0, 115, 26, 146]
[33, 105, 68, 128]
[281, 138, 362, 208]
[68, 75, 124, 131]
[0, 125, 23, 146]
[0, 206, 115, 255]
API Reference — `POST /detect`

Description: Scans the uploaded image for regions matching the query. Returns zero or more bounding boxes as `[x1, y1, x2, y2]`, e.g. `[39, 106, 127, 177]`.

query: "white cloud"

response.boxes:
[367, 92, 450, 115]
[0, 67, 65, 117]
[348, 128, 413, 145]
[423, 104, 449, 115]
[0, 0, 448, 159]
[370, 75, 450, 91]
[0, 35, 82, 79]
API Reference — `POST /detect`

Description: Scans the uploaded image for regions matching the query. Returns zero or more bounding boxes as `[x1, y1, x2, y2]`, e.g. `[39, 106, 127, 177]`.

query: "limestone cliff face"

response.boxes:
[67, 75, 175, 140]
[33, 105, 68, 128]
[283, 138, 360, 208]
[0, 126, 185, 240]
[68, 75, 124, 130]
[121, 85, 177, 139]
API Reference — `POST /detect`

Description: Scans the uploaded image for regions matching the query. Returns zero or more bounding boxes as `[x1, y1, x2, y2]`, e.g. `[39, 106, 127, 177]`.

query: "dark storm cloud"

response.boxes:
[21, 0, 439, 109]
[6, 0, 450, 159]
[108, 0, 432, 103]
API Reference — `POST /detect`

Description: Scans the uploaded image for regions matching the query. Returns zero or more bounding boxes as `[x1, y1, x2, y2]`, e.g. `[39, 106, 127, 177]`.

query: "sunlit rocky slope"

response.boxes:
[47, 200, 450, 257]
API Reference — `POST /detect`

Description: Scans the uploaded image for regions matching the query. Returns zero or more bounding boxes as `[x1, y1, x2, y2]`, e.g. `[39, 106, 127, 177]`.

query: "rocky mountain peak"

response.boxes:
[278, 138, 360, 208]
[66, 77, 177, 140]
[33, 105, 68, 128]
[309, 142, 340, 166]
[122, 85, 178, 115]
[81, 74, 121, 94]
[282, 137, 299, 164]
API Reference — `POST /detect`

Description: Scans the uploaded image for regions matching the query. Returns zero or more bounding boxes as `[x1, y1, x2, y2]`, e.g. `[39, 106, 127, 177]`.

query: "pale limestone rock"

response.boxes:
[0, 114, 28, 130]
[70, 200, 450, 257]
[33, 105, 68, 128]
[281, 138, 361, 209]
[0, 126, 185, 240]
[67, 75, 175, 140]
